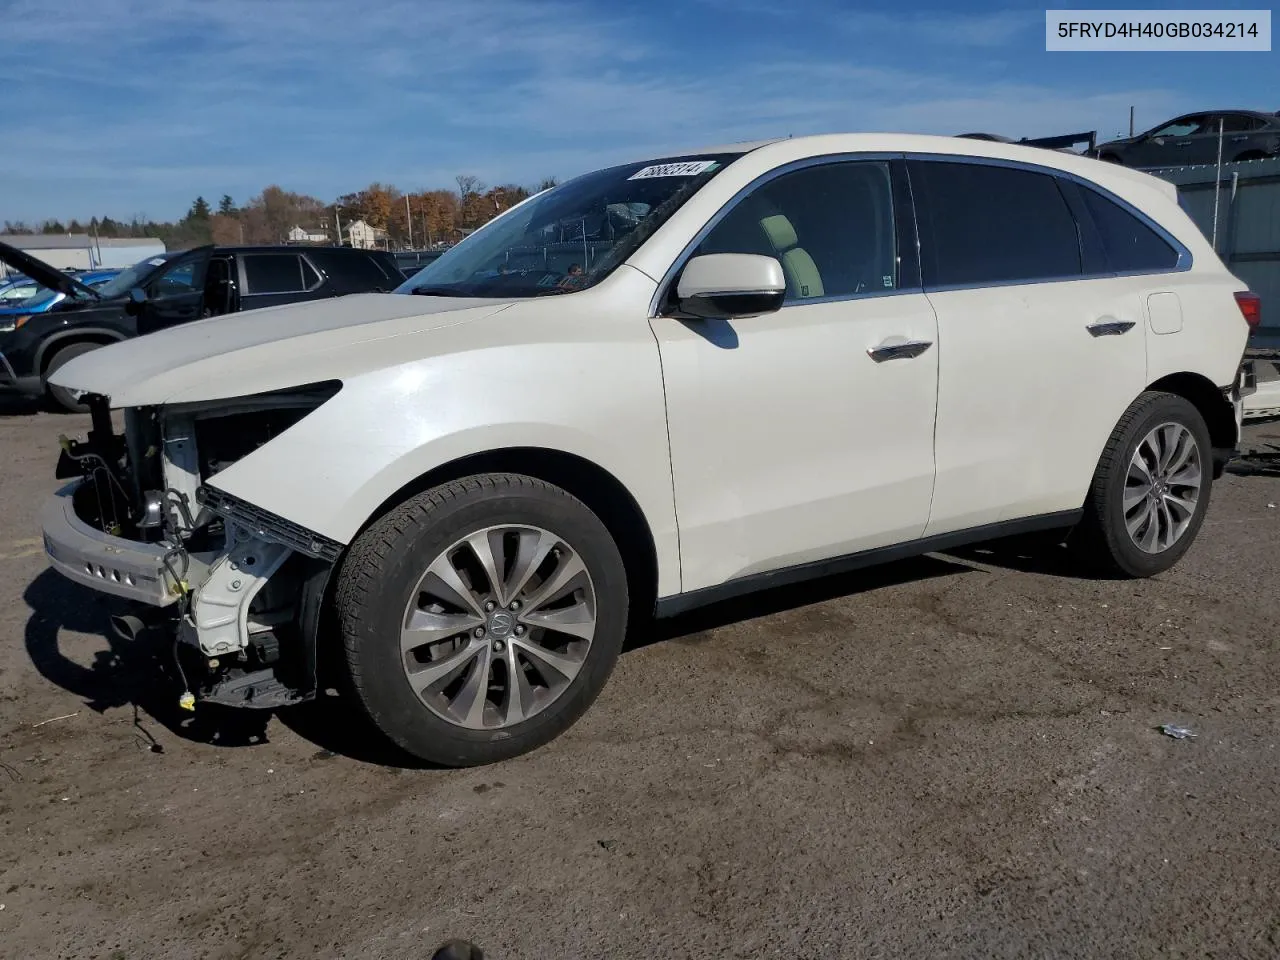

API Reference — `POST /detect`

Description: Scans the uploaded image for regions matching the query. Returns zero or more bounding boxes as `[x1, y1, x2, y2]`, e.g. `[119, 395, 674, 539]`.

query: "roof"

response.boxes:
[0, 234, 163, 249]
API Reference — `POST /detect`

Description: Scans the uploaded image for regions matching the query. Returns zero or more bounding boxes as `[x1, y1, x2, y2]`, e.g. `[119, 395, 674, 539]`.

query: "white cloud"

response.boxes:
[2, 0, 1185, 220]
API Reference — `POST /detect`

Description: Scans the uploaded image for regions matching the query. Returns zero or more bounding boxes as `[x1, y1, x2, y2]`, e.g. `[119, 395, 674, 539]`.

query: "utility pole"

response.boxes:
[405, 195, 413, 249]
[1211, 117, 1225, 252]
[1129, 105, 1135, 137]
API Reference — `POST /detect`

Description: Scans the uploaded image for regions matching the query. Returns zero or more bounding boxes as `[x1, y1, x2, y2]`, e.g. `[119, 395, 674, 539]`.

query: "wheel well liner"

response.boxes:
[1148, 371, 1237, 452]
[354, 447, 661, 614]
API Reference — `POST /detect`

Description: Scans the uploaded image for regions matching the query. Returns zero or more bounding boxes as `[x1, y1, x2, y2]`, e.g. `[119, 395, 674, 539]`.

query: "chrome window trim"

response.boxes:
[240, 252, 325, 296]
[904, 152, 1193, 288]
[647, 149, 1195, 315]
[647, 152, 915, 318]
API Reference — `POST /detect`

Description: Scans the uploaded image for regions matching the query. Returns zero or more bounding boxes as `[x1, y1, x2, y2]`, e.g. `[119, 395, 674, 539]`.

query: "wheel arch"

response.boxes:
[37, 329, 126, 374]
[350, 446, 662, 617]
[1147, 370, 1237, 468]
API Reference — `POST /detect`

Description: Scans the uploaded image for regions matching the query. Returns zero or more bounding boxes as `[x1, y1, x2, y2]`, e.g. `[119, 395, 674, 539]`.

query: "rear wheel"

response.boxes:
[44, 341, 102, 413]
[1072, 391, 1212, 577]
[1098, 153, 1123, 164]
[336, 473, 629, 766]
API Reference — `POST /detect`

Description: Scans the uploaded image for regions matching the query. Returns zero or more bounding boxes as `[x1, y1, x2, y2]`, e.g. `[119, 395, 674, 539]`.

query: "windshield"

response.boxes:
[95, 254, 174, 299]
[16, 288, 63, 310]
[394, 153, 740, 298]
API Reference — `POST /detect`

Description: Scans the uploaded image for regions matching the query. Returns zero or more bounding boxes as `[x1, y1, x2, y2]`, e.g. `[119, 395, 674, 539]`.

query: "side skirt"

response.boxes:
[653, 509, 1083, 619]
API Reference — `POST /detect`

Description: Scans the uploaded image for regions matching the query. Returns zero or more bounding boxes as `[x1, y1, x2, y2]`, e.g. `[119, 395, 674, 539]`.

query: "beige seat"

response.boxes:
[760, 213, 824, 299]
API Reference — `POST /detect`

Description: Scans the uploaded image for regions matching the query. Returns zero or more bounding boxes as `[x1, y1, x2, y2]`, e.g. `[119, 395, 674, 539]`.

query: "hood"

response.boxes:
[49, 292, 517, 407]
[0, 240, 100, 301]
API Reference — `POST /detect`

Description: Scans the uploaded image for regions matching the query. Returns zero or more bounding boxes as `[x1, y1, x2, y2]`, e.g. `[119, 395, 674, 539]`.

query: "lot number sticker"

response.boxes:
[628, 160, 719, 180]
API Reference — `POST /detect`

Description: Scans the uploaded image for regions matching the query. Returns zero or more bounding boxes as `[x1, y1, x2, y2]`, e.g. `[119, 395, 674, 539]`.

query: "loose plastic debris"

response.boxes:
[1158, 724, 1197, 740]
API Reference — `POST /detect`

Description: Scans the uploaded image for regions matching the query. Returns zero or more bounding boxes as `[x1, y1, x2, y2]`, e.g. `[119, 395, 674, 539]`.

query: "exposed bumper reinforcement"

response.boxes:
[40, 482, 180, 607]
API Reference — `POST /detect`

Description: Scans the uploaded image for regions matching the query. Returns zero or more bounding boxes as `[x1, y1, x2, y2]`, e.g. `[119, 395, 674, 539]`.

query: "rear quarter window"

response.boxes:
[1078, 187, 1180, 273]
[317, 252, 401, 293]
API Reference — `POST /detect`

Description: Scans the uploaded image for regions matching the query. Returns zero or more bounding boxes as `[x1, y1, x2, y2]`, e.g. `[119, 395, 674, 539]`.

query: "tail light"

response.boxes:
[1235, 291, 1261, 329]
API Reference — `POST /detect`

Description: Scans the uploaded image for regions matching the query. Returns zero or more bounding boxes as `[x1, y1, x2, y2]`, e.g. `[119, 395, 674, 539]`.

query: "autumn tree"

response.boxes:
[240, 185, 328, 243]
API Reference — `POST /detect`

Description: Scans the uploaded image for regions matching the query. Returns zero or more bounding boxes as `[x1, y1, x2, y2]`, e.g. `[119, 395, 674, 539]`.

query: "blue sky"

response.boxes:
[3, 0, 1275, 222]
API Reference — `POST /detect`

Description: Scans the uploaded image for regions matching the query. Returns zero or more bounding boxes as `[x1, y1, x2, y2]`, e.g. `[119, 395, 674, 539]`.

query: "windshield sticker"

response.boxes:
[627, 160, 719, 180]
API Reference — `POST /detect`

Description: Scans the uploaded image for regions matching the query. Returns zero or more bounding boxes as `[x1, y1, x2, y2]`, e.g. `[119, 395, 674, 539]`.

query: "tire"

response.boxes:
[1098, 153, 1123, 164]
[335, 473, 629, 766]
[1072, 391, 1212, 578]
[44, 341, 103, 413]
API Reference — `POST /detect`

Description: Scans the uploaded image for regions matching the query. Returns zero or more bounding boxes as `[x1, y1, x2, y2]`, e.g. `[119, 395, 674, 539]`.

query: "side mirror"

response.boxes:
[124, 286, 147, 316]
[674, 253, 786, 320]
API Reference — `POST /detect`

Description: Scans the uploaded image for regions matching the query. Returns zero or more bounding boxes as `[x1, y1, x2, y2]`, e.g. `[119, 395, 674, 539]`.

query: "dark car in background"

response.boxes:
[0, 241, 403, 411]
[1097, 109, 1280, 168]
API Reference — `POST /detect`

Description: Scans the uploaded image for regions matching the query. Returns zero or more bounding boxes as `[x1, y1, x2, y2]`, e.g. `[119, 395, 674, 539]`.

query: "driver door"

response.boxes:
[136, 247, 212, 335]
[651, 159, 939, 592]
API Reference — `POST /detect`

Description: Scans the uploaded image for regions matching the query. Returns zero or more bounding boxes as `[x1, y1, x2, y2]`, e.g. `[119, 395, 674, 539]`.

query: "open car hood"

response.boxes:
[48, 292, 517, 407]
[0, 240, 100, 301]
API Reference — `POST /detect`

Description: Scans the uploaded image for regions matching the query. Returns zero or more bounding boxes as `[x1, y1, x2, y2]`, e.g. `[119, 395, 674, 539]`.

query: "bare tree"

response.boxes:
[455, 174, 482, 200]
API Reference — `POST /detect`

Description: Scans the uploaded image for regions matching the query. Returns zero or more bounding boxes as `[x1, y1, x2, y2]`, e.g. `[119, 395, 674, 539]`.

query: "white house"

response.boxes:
[346, 220, 377, 250]
[287, 225, 329, 244]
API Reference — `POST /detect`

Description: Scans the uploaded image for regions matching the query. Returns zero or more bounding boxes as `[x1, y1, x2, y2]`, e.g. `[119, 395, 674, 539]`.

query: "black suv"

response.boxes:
[0, 242, 404, 410]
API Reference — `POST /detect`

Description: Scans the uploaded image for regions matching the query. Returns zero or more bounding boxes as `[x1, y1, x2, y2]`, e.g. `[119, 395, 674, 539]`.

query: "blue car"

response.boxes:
[0, 274, 40, 305]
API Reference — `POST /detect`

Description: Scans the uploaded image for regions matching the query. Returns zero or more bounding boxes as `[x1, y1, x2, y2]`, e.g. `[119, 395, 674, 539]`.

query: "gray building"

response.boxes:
[1147, 156, 1280, 315]
[0, 234, 166, 278]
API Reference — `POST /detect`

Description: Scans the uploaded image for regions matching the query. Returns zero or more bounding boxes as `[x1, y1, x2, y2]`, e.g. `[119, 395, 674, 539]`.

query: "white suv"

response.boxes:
[41, 134, 1254, 766]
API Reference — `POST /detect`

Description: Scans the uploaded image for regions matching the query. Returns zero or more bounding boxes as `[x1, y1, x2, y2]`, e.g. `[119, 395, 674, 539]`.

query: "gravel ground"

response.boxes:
[1, 395, 1278, 960]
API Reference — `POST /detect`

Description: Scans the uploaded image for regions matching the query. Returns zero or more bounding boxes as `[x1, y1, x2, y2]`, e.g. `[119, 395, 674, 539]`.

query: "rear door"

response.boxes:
[237, 252, 325, 310]
[908, 158, 1149, 535]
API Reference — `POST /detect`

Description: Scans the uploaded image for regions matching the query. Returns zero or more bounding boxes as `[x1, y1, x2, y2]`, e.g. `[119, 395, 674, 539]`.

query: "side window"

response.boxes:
[300, 257, 322, 289]
[321, 253, 399, 293]
[150, 259, 204, 297]
[1079, 187, 1180, 273]
[1218, 113, 1263, 133]
[1151, 116, 1205, 137]
[909, 161, 1081, 287]
[243, 254, 308, 294]
[693, 161, 898, 302]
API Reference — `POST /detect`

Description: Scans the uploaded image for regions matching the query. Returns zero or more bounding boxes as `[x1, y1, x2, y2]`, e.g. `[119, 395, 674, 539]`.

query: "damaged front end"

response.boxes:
[41, 383, 343, 710]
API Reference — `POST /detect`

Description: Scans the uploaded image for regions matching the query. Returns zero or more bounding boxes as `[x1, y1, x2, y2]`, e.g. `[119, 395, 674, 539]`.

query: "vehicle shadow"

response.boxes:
[0, 394, 46, 418]
[941, 529, 1117, 580]
[22, 548, 1035, 768]
[278, 553, 978, 768]
[23, 568, 274, 750]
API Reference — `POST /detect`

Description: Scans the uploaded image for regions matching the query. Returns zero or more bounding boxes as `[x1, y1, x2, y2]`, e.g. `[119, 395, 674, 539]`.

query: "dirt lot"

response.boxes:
[1, 396, 1278, 960]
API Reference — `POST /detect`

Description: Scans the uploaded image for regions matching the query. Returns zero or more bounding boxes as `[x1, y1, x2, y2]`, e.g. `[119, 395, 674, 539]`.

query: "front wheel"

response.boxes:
[44, 341, 102, 413]
[1072, 391, 1212, 577]
[335, 473, 629, 766]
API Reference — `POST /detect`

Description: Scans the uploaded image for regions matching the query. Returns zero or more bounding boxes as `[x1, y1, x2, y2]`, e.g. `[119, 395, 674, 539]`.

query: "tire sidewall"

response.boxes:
[1101, 395, 1212, 576]
[45, 342, 100, 412]
[345, 482, 628, 765]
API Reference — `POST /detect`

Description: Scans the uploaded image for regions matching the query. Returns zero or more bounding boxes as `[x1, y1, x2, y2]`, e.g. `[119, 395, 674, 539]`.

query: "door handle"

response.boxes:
[1175, 140, 1193, 146]
[867, 338, 933, 362]
[1086, 319, 1136, 337]
[1231, 135, 1249, 142]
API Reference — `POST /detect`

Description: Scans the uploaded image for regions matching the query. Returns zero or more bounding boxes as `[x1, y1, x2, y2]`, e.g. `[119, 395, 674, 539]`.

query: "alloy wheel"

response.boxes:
[1123, 421, 1202, 554]
[399, 525, 597, 730]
